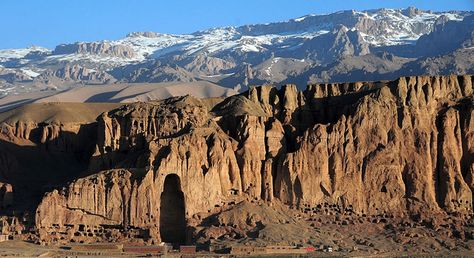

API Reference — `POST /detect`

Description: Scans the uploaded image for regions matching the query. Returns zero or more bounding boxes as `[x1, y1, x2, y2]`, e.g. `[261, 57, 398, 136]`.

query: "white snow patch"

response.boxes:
[0, 46, 49, 59]
[293, 14, 317, 22]
[203, 72, 235, 78]
[0, 87, 15, 92]
[265, 57, 282, 76]
[21, 69, 40, 77]
[357, 9, 464, 46]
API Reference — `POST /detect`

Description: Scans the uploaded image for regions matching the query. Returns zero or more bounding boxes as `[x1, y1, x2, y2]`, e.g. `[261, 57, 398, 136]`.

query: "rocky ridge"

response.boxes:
[0, 74, 464, 247]
[52, 42, 136, 59]
[34, 64, 116, 84]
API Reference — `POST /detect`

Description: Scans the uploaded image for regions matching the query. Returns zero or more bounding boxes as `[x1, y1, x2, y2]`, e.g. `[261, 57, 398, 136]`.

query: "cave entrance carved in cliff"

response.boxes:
[160, 174, 186, 244]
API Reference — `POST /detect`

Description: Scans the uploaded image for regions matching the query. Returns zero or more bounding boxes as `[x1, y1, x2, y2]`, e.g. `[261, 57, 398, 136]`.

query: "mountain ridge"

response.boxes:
[0, 7, 472, 102]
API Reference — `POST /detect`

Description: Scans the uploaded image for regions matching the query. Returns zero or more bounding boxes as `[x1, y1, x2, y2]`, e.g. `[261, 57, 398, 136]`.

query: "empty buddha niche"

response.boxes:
[159, 174, 186, 244]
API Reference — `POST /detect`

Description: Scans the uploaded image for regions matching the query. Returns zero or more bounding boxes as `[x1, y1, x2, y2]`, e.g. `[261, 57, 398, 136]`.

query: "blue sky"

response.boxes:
[1, 0, 473, 49]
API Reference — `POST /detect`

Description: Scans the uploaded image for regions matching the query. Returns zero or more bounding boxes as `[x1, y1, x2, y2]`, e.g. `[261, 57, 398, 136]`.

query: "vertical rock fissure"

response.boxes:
[260, 160, 267, 201]
[459, 106, 472, 180]
[434, 109, 446, 209]
[121, 183, 129, 229]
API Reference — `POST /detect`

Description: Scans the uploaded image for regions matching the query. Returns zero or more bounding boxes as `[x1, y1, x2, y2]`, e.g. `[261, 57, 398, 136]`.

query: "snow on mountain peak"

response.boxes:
[0, 8, 470, 69]
[293, 14, 318, 22]
[0, 46, 50, 60]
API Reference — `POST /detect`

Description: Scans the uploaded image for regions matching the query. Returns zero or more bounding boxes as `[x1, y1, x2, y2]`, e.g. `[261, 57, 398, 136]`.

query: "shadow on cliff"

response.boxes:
[284, 84, 382, 152]
[434, 98, 474, 210]
[0, 124, 99, 215]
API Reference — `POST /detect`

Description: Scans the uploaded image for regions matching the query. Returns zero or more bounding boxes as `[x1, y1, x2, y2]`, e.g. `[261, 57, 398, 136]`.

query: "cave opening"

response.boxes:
[160, 174, 186, 245]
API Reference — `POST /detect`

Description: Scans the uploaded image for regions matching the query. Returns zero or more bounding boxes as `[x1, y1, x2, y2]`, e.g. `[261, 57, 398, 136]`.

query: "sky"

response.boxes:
[1, 0, 473, 49]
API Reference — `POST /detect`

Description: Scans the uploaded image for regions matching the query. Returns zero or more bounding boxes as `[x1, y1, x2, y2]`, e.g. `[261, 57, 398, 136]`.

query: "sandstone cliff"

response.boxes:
[30, 75, 473, 245]
[0, 103, 122, 212]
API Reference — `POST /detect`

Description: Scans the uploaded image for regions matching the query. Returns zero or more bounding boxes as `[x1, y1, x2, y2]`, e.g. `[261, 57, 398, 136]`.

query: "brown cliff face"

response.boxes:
[0, 103, 122, 216]
[26, 75, 474, 244]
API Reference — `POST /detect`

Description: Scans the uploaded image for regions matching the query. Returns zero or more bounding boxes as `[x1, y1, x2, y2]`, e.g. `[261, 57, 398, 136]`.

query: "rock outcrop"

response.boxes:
[416, 14, 474, 56]
[35, 64, 116, 84]
[16, 75, 474, 244]
[301, 25, 370, 63]
[53, 42, 135, 59]
[0, 68, 37, 83]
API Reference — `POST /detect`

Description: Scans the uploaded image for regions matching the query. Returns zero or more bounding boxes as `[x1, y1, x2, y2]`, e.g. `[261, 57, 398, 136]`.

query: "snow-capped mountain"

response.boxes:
[0, 7, 473, 96]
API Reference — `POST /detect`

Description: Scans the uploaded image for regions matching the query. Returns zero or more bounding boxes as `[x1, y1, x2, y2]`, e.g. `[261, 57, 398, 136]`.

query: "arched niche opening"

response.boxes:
[159, 174, 186, 245]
